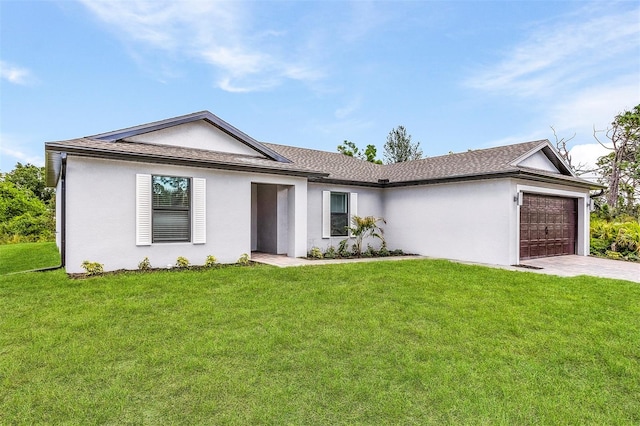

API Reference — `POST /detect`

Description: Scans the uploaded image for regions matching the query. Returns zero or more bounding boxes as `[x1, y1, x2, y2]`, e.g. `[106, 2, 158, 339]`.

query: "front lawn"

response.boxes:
[1, 261, 638, 424]
[0, 242, 60, 275]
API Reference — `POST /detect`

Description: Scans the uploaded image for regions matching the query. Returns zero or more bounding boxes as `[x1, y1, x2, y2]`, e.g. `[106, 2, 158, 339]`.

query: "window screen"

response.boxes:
[330, 192, 348, 236]
[152, 176, 190, 242]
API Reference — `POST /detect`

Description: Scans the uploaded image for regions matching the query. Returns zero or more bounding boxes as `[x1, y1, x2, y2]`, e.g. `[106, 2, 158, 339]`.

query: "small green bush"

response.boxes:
[81, 260, 104, 276]
[138, 257, 151, 271]
[390, 249, 404, 256]
[175, 256, 190, 268]
[204, 255, 217, 267]
[338, 239, 351, 258]
[378, 242, 390, 257]
[308, 247, 323, 259]
[237, 253, 250, 266]
[323, 246, 337, 259]
[363, 244, 377, 258]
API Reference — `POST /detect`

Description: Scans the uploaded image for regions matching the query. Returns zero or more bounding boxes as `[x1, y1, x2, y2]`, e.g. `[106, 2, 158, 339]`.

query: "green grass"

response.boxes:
[1, 261, 639, 424]
[0, 242, 60, 274]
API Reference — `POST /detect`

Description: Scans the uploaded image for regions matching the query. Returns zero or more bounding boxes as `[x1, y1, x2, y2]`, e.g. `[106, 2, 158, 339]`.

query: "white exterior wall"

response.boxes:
[383, 178, 591, 266]
[307, 182, 384, 251]
[518, 151, 560, 173]
[127, 121, 261, 157]
[383, 179, 514, 265]
[64, 156, 307, 273]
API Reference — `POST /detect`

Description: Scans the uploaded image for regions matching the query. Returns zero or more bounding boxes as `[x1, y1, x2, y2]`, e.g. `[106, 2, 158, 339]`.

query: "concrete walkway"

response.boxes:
[250, 252, 424, 267]
[251, 252, 639, 283]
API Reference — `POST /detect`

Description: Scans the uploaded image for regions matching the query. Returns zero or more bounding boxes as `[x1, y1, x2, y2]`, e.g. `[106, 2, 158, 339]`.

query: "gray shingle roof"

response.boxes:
[45, 111, 598, 189]
[382, 140, 548, 182]
[45, 138, 328, 178]
[262, 143, 382, 183]
[265, 140, 597, 188]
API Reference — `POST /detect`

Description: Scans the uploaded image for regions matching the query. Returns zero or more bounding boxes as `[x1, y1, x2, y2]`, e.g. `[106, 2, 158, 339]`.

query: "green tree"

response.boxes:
[594, 104, 640, 215]
[337, 140, 382, 164]
[2, 163, 54, 205]
[0, 163, 56, 243]
[383, 125, 423, 164]
[0, 180, 54, 242]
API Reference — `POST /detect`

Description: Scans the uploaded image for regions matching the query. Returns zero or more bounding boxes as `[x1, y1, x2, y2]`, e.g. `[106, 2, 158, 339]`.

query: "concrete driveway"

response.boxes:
[516, 255, 639, 282]
[252, 252, 638, 283]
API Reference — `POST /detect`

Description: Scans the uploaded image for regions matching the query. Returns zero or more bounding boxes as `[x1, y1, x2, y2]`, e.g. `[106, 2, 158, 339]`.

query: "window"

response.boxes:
[152, 175, 191, 242]
[330, 192, 349, 236]
[136, 174, 206, 246]
[322, 191, 357, 238]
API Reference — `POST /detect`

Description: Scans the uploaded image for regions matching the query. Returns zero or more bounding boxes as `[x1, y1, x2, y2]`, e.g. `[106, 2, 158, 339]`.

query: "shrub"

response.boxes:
[323, 245, 337, 259]
[378, 242, 390, 257]
[348, 215, 386, 256]
[175, 256, 190, 268]
[363, 244, 377, 258]
[308, 247, 323, 259]
[204, 255, 217, 267]
[338, 239, 351, 258]
[138, 257, 151, 271]
[390, 249, 404, 256]
[237, 253, 250, 266]
[81, 260, 104, 276]
[590, 216, 640, 261]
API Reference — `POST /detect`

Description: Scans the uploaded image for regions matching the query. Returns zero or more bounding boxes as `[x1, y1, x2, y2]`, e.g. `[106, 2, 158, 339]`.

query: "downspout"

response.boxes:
[59, 152, 67, 268]
[32, 152, 67, 273]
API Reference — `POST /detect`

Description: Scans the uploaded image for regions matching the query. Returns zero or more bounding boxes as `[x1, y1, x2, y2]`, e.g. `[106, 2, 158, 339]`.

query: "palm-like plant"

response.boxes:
[349, 215, 386, 256]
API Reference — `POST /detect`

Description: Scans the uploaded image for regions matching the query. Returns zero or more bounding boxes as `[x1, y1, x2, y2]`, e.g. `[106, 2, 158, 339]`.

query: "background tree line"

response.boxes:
[0, 163, 56, 243]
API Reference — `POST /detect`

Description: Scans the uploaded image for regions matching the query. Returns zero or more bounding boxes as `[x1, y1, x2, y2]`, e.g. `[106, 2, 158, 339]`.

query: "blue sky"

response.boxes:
[1, 0, 638, 172]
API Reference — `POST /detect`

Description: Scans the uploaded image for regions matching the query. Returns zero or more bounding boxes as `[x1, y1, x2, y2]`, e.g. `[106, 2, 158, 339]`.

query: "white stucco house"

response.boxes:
[45, 111, 599, 273]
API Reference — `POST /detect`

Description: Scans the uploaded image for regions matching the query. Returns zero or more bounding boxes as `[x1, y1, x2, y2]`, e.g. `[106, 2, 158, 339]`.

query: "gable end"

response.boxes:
[90, 111, 291, 163]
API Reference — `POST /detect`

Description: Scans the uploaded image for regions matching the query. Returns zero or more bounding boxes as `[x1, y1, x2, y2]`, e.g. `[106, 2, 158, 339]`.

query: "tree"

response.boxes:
[0, 163, 56, 242]
[550, 126, 590, 175]
[0, 180, 53, 242]
[2, 163, 54, 205]
[337, 140, 361, 158]
[337, 140, 382, 164]
[383, 125, 423, 164]
[593, 104, 640, 214]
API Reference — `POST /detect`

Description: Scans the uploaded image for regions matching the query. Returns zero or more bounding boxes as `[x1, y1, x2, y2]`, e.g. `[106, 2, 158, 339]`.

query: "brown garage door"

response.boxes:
[520, 193, 577, 260]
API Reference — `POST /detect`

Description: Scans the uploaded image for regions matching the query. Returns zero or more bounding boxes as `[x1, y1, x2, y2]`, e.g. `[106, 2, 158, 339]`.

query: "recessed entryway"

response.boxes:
[251, 183, 294, 255]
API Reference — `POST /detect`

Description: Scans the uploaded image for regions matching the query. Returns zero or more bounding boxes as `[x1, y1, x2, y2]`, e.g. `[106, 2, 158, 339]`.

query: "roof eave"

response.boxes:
[313, 169, 602, 189]
[44, 150, 61, 187]
[309, 177, 384, 188]
[44, 143, 327, 179]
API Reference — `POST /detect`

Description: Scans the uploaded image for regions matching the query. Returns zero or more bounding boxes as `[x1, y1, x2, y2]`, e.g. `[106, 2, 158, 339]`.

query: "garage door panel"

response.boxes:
[520, 194, 577, 260]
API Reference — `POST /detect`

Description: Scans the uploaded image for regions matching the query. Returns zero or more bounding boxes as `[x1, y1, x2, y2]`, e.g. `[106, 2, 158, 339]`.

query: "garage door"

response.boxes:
[520, 193, 577, 260]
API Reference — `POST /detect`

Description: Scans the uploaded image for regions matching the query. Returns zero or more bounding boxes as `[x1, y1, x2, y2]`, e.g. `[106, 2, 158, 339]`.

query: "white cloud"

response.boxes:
[77, 0, 323, 93]
[547, 77, 640, 137]
[0, 61, 35, 85]
[465, 5, 640, 98]
[335, 96, 362, 119]
[569, 142, 610, 171]
[0, 135, 44, 169]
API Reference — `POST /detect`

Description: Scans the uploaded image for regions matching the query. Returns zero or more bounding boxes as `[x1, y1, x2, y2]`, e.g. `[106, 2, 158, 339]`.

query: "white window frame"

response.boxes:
[136, 174, 206, 246]
[322, 190, 358, 238]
